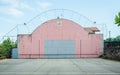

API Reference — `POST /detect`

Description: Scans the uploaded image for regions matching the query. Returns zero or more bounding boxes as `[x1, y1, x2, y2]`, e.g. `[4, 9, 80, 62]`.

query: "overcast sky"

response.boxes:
[0, 0, 120, 39]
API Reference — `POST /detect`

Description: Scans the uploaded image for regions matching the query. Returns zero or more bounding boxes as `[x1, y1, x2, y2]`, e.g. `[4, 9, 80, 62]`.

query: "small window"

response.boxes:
[57, 21, 62, 26]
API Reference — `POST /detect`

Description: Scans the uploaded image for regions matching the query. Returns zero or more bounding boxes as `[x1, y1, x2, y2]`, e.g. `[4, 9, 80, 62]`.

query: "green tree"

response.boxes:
[0, 44, 2, 54]
[1, 38, 13, 58]
[0, 38, 18, 58]
[104, 35, 120, 42]
[115, 12, 120, 26]
[0, 38, 17, 58]
[12, 40, 17, 48]
[104, 38, 114, 42]
[115, 35, 120, 41]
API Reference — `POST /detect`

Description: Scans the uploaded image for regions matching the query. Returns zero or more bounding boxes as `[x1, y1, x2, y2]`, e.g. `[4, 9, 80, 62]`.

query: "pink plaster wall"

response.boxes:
[18, 18, 103, 58]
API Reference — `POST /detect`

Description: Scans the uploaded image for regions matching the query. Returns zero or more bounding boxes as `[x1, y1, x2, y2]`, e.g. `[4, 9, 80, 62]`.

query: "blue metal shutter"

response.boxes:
[44, 40, 75, 58]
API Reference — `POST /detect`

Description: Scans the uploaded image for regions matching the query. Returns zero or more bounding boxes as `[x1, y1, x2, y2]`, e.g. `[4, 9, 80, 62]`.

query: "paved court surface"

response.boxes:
[0, 58, 120, 75]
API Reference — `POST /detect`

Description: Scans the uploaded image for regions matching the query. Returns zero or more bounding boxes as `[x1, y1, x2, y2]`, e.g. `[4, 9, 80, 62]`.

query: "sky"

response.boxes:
[0, 0, 120, 41]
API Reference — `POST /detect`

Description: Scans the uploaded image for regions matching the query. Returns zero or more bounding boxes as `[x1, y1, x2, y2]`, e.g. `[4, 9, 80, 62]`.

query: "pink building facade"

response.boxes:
[18, 18, 103, 58]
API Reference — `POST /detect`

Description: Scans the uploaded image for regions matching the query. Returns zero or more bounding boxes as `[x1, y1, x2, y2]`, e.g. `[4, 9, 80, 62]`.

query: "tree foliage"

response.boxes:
[115, 12, 120, 26]
[0, 38, 17, 58]
[104, 35, 120, 42]
[12, 40, 17, 48]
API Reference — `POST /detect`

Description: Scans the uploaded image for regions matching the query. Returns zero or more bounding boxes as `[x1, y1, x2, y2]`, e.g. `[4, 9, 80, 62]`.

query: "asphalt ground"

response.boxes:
[0, 58, 120, 75]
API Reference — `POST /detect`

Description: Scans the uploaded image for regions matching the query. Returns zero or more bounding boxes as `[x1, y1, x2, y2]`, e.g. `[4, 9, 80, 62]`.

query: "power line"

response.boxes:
[0, 9, 95, 42]
[0, 25, 17, 42]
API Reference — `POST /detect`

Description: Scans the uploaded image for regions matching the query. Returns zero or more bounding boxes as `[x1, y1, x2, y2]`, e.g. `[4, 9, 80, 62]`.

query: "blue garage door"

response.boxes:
[44, 40, 75, 58]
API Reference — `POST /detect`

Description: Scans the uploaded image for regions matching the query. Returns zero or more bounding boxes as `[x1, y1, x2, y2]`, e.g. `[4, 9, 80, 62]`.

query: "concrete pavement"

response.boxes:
[0, 58, 120, 75]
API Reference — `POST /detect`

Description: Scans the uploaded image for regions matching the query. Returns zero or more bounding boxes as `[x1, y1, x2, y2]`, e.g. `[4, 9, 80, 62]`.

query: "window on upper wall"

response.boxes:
[57, 21, 62, 26]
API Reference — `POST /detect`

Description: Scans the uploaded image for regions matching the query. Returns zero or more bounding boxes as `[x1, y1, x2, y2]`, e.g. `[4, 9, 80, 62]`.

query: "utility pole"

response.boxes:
[109, 31, 111, 41]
